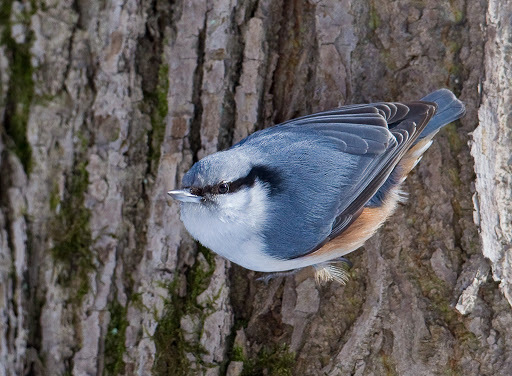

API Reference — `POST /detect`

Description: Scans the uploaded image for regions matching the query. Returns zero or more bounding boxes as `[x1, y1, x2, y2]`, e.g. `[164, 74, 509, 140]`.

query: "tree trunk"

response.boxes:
[0, 0, 511, 375]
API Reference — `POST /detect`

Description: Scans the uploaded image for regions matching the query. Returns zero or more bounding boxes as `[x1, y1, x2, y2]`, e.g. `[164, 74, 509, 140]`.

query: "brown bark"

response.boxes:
[0, 0, 510, 375]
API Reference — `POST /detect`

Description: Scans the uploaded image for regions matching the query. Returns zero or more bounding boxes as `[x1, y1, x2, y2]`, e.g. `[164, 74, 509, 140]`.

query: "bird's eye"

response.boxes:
[218, 182, 229, 194]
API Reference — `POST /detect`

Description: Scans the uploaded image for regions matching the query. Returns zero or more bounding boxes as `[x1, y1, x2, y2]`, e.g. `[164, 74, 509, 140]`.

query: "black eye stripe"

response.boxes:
[186, 165, 282, 196]
[230, 165, 282, 194]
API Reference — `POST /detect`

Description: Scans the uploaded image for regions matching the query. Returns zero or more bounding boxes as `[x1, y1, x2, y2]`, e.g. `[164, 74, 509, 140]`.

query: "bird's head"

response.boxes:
[168, 149, 254, 207]
[168, 149, 281, 236]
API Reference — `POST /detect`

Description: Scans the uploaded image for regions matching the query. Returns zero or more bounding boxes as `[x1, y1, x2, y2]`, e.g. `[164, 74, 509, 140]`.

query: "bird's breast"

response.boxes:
[180, 202, 279, 271]
[179, 182, 288, 271]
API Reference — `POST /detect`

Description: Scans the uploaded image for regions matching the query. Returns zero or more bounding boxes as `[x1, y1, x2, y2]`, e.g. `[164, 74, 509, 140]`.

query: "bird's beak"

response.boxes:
[167, 189, 202, 203]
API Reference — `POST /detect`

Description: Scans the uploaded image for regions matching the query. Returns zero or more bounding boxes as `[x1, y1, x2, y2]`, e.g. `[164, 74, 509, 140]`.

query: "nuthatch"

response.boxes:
[168, 89, 465, 283]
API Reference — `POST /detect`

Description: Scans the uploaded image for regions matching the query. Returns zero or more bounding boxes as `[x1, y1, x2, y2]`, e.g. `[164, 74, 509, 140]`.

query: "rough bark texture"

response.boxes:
[0, 0, 511, 375]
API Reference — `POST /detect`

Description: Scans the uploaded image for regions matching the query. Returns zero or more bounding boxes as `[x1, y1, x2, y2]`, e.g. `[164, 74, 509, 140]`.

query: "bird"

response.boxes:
[168, 89, 465, 283]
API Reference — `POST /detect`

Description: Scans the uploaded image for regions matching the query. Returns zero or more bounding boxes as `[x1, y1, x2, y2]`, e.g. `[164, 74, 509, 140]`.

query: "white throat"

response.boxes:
[180, 182, 274, 270]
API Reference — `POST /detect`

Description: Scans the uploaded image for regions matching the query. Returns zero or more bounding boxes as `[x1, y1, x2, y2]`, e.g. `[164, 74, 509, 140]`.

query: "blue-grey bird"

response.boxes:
[168, 89, 465, 283]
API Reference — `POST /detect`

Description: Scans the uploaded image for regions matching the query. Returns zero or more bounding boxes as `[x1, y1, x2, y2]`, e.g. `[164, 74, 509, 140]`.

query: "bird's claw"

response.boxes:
[256, 270, 300, 284]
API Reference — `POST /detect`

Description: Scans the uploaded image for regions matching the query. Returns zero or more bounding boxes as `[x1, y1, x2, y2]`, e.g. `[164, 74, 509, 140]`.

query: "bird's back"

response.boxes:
[233, 89, 465, 263]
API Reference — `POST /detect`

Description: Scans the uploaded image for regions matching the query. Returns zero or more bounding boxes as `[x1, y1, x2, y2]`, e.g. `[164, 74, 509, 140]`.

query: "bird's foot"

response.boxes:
[313, 257, 353, 285]
[256, 270, 300, 284]
[256, 256, 353, 285]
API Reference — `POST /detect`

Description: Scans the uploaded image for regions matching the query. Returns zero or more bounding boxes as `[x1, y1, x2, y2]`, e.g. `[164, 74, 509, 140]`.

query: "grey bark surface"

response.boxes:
[0, 0, 511, 375]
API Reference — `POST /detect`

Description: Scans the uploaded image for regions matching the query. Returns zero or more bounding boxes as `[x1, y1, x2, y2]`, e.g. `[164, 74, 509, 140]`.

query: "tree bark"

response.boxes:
[0, 0, 511, 375]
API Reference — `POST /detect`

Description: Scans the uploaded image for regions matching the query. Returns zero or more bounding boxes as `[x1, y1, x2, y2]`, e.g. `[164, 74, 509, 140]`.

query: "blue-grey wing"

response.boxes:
[235, 101, 436, 259]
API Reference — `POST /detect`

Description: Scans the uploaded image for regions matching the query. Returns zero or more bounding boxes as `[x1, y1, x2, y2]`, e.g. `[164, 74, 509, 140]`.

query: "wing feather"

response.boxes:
[234, 100, 437, 260]
[320, 103, 436, 246]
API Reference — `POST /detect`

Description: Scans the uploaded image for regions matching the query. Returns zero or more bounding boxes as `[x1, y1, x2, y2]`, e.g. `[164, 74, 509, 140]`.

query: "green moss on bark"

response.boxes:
[379, 352, 399, 376]
[368, 1, 381, 31]
[144, 63, 169, 173]
[443, 123, 463, 154]
[0, 0, 35, 172]
[237, 344, 295, 376]
[152, 246, 217, 376]
[104, 300, 129, 376]
[50, 161, 94, 303]
[416, 271, 478, 349]
[231, 345, 245, 362]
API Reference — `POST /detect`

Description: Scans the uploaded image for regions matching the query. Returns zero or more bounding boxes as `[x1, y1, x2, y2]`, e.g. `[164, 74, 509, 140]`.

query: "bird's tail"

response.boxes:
[386, 89, 465, 190]
[365, 89, 464, 213]
[416, 88, 466, 143]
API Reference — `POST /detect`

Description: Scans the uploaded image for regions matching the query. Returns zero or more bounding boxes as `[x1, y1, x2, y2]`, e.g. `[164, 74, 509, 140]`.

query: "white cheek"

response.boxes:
[215, 185, 266, 226]
[178, 182, 272, 270]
